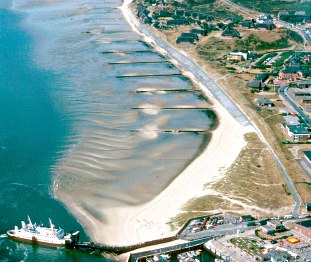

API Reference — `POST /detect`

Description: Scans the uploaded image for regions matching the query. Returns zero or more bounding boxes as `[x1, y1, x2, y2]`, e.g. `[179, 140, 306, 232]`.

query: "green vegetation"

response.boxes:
[255, 53, 277, 66]
[274, 51, 293, 67]
[230, 238, 262, 256]
[235, 33, 292, 52]
[231, 0, 311, 15]
[287, 30, 304, 44]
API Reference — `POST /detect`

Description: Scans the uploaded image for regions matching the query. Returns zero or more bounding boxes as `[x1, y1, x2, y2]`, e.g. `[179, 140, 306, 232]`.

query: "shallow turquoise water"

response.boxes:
[0, 6, 111, 262]
[0, 0, 216, 260]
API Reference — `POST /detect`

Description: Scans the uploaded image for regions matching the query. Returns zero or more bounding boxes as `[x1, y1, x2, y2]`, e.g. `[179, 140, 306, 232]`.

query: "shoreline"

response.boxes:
[60, 0, 252, 245]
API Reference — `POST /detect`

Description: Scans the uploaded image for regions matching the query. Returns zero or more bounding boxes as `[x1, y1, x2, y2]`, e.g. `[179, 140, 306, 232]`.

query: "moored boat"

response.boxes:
[7, 216, 79, 247]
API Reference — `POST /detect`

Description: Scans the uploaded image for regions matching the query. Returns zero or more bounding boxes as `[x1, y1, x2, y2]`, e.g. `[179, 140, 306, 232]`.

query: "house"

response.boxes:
[279, 67, 303, 80]
[257, 98, 273, 107]
[248, 80, 266, 90]
[283, 115, 300, 125]
[180, 32, 198, 40]
[175, 9, 184, 16]
[190, 28, 207, 37]
[295, 91, 310, 96]
[297, 80, 311, 89]
[167, 19, 189, 26]
[305, 202, 311, 211]
[159, 10, 171, 17]
[302, 98, 311, 104]
[255, 22, 276, 30]
[260, 225, 275, 234]
[228, 50, 250, 61]
[302, 151, 311, 170]
[239, 215, 253, 222]
[176, 37, 195, 44]
[286, 124, 310, 142]
[294, 219, 311, 237]
[222, 29, 241, 38]
[256, 73, 269, 82]
[267, 220, 284, 231]
[240, 20, 255, 28]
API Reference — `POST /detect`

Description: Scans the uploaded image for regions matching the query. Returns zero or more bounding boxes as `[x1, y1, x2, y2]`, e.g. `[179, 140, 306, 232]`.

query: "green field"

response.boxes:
[231, 0, 311, 15]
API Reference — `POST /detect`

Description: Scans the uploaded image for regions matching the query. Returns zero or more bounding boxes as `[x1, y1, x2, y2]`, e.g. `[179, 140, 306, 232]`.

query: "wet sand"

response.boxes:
[54, 0, 253, 245]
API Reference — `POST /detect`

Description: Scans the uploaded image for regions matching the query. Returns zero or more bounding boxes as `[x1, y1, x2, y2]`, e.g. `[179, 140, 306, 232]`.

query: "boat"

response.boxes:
[7, 216, 78, 247]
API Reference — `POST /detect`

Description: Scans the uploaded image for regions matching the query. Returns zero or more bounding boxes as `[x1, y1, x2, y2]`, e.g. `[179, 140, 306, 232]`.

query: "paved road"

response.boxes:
[279, 85, 311, 127]
[125, 4, 301, 217]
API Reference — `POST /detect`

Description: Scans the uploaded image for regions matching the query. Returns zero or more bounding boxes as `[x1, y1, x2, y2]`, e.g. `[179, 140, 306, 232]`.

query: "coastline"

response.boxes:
[58, 0, 253, 245]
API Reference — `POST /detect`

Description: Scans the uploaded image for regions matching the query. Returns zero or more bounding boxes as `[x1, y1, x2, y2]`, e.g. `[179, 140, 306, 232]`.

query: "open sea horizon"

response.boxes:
[0, 0, 216, 260]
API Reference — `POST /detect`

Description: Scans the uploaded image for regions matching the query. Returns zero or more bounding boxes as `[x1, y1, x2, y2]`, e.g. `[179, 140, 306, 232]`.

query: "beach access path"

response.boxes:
[85, 0, 300, 246]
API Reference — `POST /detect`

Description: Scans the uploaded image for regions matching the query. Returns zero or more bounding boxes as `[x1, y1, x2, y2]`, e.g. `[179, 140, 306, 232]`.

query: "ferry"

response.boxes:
[7, 216, 79, 247]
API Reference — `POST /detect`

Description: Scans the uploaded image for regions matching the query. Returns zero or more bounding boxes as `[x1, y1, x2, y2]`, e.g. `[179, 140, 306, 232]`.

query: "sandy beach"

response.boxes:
[62, 0, 254, 245]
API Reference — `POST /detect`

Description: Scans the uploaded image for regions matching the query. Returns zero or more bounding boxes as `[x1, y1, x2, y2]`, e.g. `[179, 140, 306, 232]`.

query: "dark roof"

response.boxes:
[256, 73, 269, 81]
[258, 98, 273, 105]
[190, 29, 207, 35]
[287, 124, 310, 135]
[281, 66, 301, 74]
[240, 215, 252, 220]
[303, 151, 311, 161]
[222, 29, 241, 37]
[295, 92, 310, 96]
[248, 80, 266, 89]
[297, 219, 311, 228]
[176, 37, 195, 44]
[255, 22, 276, 30]
[167, 19, 189, 25]
[181, 32, 197, 38]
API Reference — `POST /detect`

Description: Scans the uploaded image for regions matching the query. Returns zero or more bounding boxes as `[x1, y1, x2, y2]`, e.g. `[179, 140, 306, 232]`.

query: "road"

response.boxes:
[279, 84, 311, 127]
[124, 3, 301, 217]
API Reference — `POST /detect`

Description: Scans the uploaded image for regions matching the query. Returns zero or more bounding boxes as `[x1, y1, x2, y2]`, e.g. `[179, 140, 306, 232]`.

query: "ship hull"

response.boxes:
[7, 234, 65, 248]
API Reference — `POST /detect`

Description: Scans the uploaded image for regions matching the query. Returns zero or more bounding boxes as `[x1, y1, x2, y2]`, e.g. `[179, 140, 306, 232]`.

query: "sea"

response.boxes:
[0, 0, 216, 261]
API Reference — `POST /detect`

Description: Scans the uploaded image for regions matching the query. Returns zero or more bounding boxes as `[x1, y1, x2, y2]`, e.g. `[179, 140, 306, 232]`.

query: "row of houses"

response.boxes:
[278, 11, 311, 24]
[240, 19, 276, 30]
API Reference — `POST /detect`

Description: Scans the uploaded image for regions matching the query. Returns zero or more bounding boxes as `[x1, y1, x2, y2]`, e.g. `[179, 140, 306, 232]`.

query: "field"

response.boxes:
[231, 0, 311, 15]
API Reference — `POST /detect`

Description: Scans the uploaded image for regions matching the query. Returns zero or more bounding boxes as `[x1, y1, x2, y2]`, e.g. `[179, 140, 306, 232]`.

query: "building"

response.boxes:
[167, 19, 189, 26]
[254, 22, 276, 30]
[257, 98, 273, 107]
[180, 32, 198, 40]
[240, 20, 255, 28]
[222, 29, 241, 38]
[267, 220, 284, 231]
[302, 151, 311, 170]
[295, 91, 310, 96]
[294, 219, 311, 237]
[248, 80, 266, 91]
[286, 124, 310, 142]
[305, 202, 311, 211]
[297, 80, 311, 88]
[228, 50, 250, 61]
[256, 73, 269, 82]
[302, 98, 311, 104]
[190, 29, 207, 37]
[176, 37, 195, 44]
[239, 215, 253, 222]
[283, 115, 300, 125]
[279, 67, 303, 80]
[260, 225, 275, 234]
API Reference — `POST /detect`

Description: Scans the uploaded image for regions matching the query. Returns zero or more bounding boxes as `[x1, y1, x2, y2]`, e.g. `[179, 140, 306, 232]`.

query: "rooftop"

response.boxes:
[257, 97, 272, 104]
[303, 151, 311, 161]
[287, 124, 310, 135]
[297, 219, 311, 229]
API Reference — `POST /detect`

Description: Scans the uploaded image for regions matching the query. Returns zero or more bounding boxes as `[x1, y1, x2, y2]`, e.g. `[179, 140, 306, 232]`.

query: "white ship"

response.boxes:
[7, 216, 78, 247]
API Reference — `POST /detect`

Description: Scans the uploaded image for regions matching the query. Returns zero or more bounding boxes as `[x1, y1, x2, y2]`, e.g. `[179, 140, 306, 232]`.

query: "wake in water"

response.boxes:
[11, 0, 217, 242]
